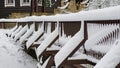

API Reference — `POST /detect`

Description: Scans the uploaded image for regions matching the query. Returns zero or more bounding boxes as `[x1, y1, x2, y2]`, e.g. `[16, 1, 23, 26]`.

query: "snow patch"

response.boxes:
[0, 29, 37, 68]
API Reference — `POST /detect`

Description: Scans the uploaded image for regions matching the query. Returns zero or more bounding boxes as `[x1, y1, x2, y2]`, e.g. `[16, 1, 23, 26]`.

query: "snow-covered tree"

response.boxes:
[83, 0, 120, 10]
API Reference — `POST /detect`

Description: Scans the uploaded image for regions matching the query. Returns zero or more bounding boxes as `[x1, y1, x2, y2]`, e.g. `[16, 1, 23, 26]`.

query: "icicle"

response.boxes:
[38, 23, 41, 30]
[118, 23, 120, 39]
[102, 24, 104, 30]
[42, 21, 45, 31]
[56, 21, 60, 38]
[116, 24, 119, 40]
[114, 29, 117, 43]
[38, 22, 44, 33]
[118, 29, 120, 39]
[62, 23, 65, 37]
[45, 22, 47, 34]
[115, 29, 118, 42]
[32, 22, 35, 31]
[110, 32, 112, 46]
[107, 34, 111, 46]
[91, 23, 94, 37]
[16, 22, 18, 26]
[97, 24, 99, 33]
[47, 23, 51, 34]
[56, 21, 59, 28]
[59, 23, 62, 37]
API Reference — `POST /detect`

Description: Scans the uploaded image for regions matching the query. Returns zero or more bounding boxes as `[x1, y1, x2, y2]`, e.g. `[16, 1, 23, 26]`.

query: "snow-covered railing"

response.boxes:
[19, 23, 35, 44]
[7, 25, 18, 37]
[54, 21, 85, 68]
[14, 24, 28, 41]
[11, 25, 22, 38]
[85, 24, 119, 50]
[94, 40, 120, 68]
[78, 21, 118, 68]
[26, 23, 44, 49]
[36, 24, 59, 58]
[39, 20, 120, 68]
[82, 20, 120, 66]
[2, 5, 120, 68]
[40, 21, 86, 68]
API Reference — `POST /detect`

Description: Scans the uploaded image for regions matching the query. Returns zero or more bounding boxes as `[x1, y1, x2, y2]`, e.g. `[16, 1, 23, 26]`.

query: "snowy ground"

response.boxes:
[0, 29, 37, 68]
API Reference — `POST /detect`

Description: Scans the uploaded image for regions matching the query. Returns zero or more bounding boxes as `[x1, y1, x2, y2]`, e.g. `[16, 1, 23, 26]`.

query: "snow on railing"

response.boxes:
[14, 25, 28, 41]
[85, 24, 119, 50]
[87, 23, 109, 39]
[11, 25, 22, 38]
[80, 22, 120, 67]
[10, 25, 18, 32]
[26, 23, 44, 49]
[8, 25, 18, 36]
[36, 23, 59, 58]
[94, 40, 120, 68]
[19, 23, 35, 44]
[54, 22, 84, 68]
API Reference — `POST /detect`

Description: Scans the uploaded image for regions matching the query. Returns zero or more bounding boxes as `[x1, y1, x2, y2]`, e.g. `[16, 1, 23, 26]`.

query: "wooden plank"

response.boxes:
[42, 50, 59, 56]
[67, 59, 96, 66]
